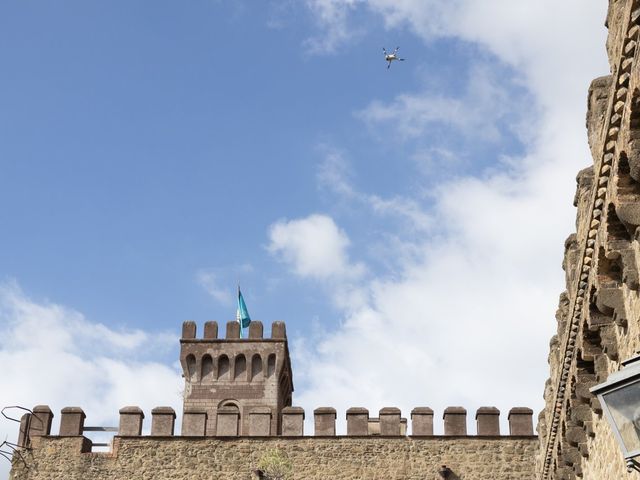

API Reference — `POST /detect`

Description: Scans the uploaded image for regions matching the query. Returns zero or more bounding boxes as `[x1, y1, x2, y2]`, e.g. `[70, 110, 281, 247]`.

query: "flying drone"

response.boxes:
[383, 47, 405, 69]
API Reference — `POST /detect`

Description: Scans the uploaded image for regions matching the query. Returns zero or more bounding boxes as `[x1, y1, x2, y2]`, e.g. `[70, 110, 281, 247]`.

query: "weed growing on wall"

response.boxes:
[256, 449, 292, 480]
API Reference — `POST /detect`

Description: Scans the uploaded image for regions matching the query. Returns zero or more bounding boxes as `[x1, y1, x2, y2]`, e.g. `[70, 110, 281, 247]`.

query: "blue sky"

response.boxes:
[0, 1, 528, 334]
[0, 0, 611, 471]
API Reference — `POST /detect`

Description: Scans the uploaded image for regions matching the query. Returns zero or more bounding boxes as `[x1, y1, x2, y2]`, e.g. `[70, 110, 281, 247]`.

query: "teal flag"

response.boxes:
[236, 287, 251, 337]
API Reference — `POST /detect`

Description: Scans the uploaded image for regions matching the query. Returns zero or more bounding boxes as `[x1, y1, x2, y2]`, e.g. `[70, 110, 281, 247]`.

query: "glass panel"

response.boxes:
[603, 380, 640, 456]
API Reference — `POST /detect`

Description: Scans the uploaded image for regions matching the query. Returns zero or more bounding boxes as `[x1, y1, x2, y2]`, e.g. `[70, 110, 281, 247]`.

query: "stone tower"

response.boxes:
[179, 319, 293, 436]
[537, 1, 640, 478]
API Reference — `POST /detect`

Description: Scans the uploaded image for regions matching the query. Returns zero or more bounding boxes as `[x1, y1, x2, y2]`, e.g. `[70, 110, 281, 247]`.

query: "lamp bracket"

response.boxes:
[627, 457, 640, 473]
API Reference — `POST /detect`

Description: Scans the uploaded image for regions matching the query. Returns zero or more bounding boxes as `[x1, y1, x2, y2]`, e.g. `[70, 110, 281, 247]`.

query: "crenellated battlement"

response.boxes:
[16, 404, 535, 444]
[180, 320, 287, 341]
[11, 405, 539, 480]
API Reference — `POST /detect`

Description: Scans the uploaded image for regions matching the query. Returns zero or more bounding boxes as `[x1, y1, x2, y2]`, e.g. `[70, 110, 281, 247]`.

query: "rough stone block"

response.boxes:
[566, 425, 587, 447]
[217, 406, 240, 436]
[17, 413, 31, 447]
[443, 407, 467, 435]
[367, 418, 380, 435]
[182, 409, 207, 436]
[118, 407, 144, 436]
[476, 407, 500, 436]
[59, 407, 86, 436]
[314, 407, 336, 436]
[226, 321, 240, 339]
[249, 321, 264, 339]
[508, 407, 534, 435]
[271, 321, 286, 339]
[570, 404, 593, 425]
[400, 417, 408, 435]
[249, 407, 272, 436]
[151, 407, 176, 436]
[411, 407, 434, 436]
[29, 405, 53, 438]
[203, 321, 218, 339]
[281, 407, 305, 436]
[379, 407, 401, 436]
[182, 321, 196, 339]
[346, 407, 369, 436]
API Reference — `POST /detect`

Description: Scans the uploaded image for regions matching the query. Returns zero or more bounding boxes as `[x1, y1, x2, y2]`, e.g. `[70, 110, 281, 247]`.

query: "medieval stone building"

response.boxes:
[8, 0, 640, 478]
[8, 319, 538, 479]
[537, 0, 640, 478]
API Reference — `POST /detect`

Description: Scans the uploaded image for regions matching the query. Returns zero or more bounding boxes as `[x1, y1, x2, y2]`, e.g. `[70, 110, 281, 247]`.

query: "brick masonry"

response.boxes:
[180, 320, 293, 437]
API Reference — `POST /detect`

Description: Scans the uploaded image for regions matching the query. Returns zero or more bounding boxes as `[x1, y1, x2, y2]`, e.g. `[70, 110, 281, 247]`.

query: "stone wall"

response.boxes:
[9, 404, 537, 479]
[10, 435, 537, 480]
[538, 0, 640, 478]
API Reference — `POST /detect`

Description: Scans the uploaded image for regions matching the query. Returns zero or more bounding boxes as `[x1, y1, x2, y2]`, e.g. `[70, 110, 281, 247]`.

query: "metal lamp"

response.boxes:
[591, 355, 640, 472]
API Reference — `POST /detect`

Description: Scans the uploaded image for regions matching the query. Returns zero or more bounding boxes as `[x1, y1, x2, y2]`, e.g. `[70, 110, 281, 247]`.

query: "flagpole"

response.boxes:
[237, 284, 242, 339]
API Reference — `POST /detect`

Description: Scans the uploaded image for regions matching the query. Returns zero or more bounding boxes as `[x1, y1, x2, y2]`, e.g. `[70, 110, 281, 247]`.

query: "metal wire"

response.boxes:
[0, 405, 33, 468]
[1, 406, 32, 423]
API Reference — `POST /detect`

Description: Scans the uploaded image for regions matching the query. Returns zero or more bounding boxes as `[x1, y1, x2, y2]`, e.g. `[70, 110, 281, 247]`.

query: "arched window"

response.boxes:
[216, 400, 241, 436]
[201, 354, 213, 383]
[218, 398, 240, 412]
[267, 354, 276, 378]
[218, 355, 230, 380]
[185, 354, 197, 382]
[234, 354, 246, 381]
[251, 354, 263, 381]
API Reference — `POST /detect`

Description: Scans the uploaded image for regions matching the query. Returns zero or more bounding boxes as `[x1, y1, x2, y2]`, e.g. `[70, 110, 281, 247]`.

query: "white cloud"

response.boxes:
[303, 0, 364, 54]
[317, 147, 432, 232]
[0, 281, 182, 479]
[197, 270, 234, 305]
[283, 0, 610, 434]
[356, 63, 515, 143]
[410, 147, 461, 175]
[291, 175, 565, 433]
[317, 147, 356, 198]
[196, 264, 254, 305]
[267, 214, 365, 281]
